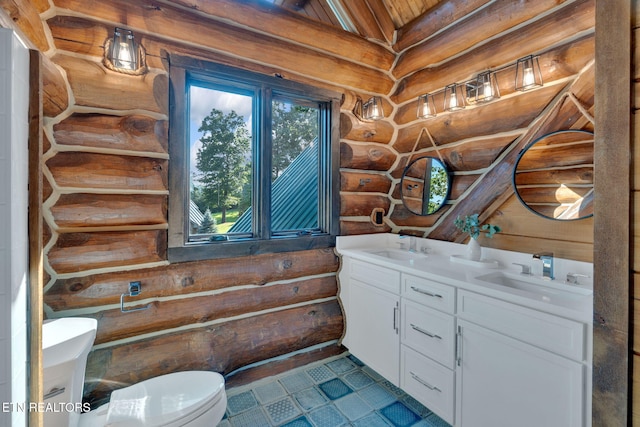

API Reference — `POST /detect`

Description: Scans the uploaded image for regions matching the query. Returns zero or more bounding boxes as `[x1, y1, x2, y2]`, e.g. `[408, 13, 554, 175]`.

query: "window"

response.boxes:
[168, 56, 340, 262]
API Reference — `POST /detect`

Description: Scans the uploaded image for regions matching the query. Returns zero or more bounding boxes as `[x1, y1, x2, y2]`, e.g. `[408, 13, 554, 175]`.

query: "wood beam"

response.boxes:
[47, 1, 394, 94]
[393, 0, 492, 53]
[341, 0, 387, 43]
[28, 48, 44, 427]
[0, 0, 50, 51]
[158, 0, 395, 70]
[45, 248, 338, 310]
[593, 0, 631, 425]
[365, 0, 396, 44]
[394, 0, 575, 79]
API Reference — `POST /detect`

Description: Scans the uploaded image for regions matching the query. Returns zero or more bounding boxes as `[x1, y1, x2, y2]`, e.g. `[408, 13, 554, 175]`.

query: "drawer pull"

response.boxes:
[410, 323, 442, 340]
[393, 303, 399, 334]
[410, 286, 443, 299]
[410, 371, 441, 392]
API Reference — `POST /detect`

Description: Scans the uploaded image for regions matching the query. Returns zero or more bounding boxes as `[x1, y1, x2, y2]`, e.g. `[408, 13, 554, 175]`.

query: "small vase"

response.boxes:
[467, 238, 481, 261]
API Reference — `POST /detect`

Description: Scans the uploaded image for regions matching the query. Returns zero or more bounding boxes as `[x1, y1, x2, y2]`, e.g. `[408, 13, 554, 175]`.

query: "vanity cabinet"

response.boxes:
[456, 290, 585, 427]
[338, 251, 591, 427]
[345, 259, 401, 385]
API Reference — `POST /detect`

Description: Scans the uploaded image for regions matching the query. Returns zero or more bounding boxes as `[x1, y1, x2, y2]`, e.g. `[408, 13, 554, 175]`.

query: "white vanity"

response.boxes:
[336, 233, 593, 427]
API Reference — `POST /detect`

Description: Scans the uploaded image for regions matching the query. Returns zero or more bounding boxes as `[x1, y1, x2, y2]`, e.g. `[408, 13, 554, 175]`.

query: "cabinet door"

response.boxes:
[349, 279, 400, 385]
[456, 320, 584, 427]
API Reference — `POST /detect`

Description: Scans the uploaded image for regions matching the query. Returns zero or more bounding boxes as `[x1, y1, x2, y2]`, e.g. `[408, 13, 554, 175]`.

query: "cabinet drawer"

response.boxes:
[350, 259, 400, 294]
[457, 290, 586, 361]
[401, 345, 455, 425]
[402, 274, 455, 313]
[402, 299, 455, 369]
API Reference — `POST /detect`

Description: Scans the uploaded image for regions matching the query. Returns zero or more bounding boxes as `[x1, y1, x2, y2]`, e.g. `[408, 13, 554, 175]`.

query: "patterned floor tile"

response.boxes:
[347, 354, 365, 366]
[254, 380, 288, 404]
[343, 370, 374, 390]
[264, 397, 301, 425]
[305, 365, 335, 384]
[223, 353, 451, 427]
[326, 357, 356, 375]
[333, 393, 372, 421]
[423, 413, 452, 427]
[352, 412, 393, 427]
[292, 386, 327, 410]
[380, 401, 420, 427]
[318, 378, 353, 400]
[401, 395, 432, 418]
[227, 406, 270, 427]
[380, 379, 405, 397]
[357, 383, 396, 410]
[307, 404, 349, 427]
[226, 390, 259, 416]
[362, 365, 385, 381]
[280, 372, 314, 394]
[280, 416, 313, 427]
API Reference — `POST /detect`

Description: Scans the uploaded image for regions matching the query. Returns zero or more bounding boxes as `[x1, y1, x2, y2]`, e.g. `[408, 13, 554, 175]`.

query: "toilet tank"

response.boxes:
[43, 317, 98, 427]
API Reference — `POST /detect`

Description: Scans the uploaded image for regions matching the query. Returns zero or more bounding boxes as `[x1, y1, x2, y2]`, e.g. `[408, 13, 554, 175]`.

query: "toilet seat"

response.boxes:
[103, 371, 225, 426]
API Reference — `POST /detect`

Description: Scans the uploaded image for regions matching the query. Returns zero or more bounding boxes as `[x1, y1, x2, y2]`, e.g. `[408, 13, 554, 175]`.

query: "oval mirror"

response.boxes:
[513, 130, 593, 221]
[401, 156, 451, 215]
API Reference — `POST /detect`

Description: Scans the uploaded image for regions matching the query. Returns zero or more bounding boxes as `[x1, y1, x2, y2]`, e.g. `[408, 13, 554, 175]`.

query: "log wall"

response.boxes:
[1, 0, 596, 410]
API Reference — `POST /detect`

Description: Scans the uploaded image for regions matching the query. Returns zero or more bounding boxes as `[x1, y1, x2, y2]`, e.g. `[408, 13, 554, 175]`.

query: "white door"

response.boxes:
[456, 320, 584, 427]
[348, 279, 400, 385]
[0, 28, 30, 427]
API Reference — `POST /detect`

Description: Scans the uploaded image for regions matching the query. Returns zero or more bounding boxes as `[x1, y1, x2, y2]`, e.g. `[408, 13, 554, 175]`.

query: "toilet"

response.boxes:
[43, 317, 227, 427]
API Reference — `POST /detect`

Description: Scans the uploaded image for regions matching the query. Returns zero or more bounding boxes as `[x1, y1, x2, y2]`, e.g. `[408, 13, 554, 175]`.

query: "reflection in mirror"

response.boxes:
[401, 156, 451, 215]
[513, 130, 593, 220]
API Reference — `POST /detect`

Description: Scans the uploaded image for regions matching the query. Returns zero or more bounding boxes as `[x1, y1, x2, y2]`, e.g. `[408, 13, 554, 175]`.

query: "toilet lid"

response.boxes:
[105, 371, 225, 426]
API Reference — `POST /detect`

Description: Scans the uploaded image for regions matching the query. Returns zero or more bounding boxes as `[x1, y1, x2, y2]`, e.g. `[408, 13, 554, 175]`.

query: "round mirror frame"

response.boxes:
[512, 129, 594, 221]
[400, 156, 451, 216]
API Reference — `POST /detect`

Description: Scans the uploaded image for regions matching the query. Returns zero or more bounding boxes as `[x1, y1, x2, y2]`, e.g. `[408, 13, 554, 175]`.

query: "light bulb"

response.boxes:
[482, 80, 493, 99]
[449, 90, 457, 109]
[523, 66, 535, 88]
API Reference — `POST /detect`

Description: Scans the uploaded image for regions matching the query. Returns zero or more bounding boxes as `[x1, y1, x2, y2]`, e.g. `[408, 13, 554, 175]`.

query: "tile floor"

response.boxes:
[218, 353, 451, 427]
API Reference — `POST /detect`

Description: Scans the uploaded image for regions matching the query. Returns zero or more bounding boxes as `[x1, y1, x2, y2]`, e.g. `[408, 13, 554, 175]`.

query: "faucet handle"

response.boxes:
[566, 272, 590, 285]
[512, 263, 532, 275]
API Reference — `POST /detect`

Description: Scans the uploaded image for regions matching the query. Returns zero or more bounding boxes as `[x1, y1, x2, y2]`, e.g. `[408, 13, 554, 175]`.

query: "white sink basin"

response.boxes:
[365, 248, 426, 262]
[475, 271, 592, 301]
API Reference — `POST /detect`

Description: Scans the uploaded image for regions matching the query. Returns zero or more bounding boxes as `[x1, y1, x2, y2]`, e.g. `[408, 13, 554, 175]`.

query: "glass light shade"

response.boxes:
[417, 93, 436, 118]
[109, 28, 137, 71]
[365, 96, 384, 120]
[443, 83, 465, 111]
[475, 71, 500, 103]
[515, 55, 543, 91]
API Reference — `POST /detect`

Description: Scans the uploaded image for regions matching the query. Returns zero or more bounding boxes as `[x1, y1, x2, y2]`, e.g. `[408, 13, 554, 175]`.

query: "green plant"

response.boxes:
[454, 213, 501, 240]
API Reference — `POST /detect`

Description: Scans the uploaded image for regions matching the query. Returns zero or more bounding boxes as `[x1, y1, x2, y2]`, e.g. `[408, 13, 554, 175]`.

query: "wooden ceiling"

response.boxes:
[270, 0, 445, 42]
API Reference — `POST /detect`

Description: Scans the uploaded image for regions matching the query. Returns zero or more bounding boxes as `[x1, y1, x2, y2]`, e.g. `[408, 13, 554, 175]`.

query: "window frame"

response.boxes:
[168, 55, 340, 262]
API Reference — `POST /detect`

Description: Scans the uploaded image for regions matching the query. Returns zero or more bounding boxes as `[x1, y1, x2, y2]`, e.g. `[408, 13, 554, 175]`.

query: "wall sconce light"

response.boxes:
[474, 71, 500, 103]
[104, 27, 146, 75]
[417, 93, 436, 119]
[415, 53, 543, 119]
[443, 83, 465, 112]
[353, 96, 384, 121]
[515, 55, 543, 91]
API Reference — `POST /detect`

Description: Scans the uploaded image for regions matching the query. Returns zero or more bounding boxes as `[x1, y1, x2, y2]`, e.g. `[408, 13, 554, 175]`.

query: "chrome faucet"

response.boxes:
[398, 235, 417, 252]
[533, 252, 554, 280]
